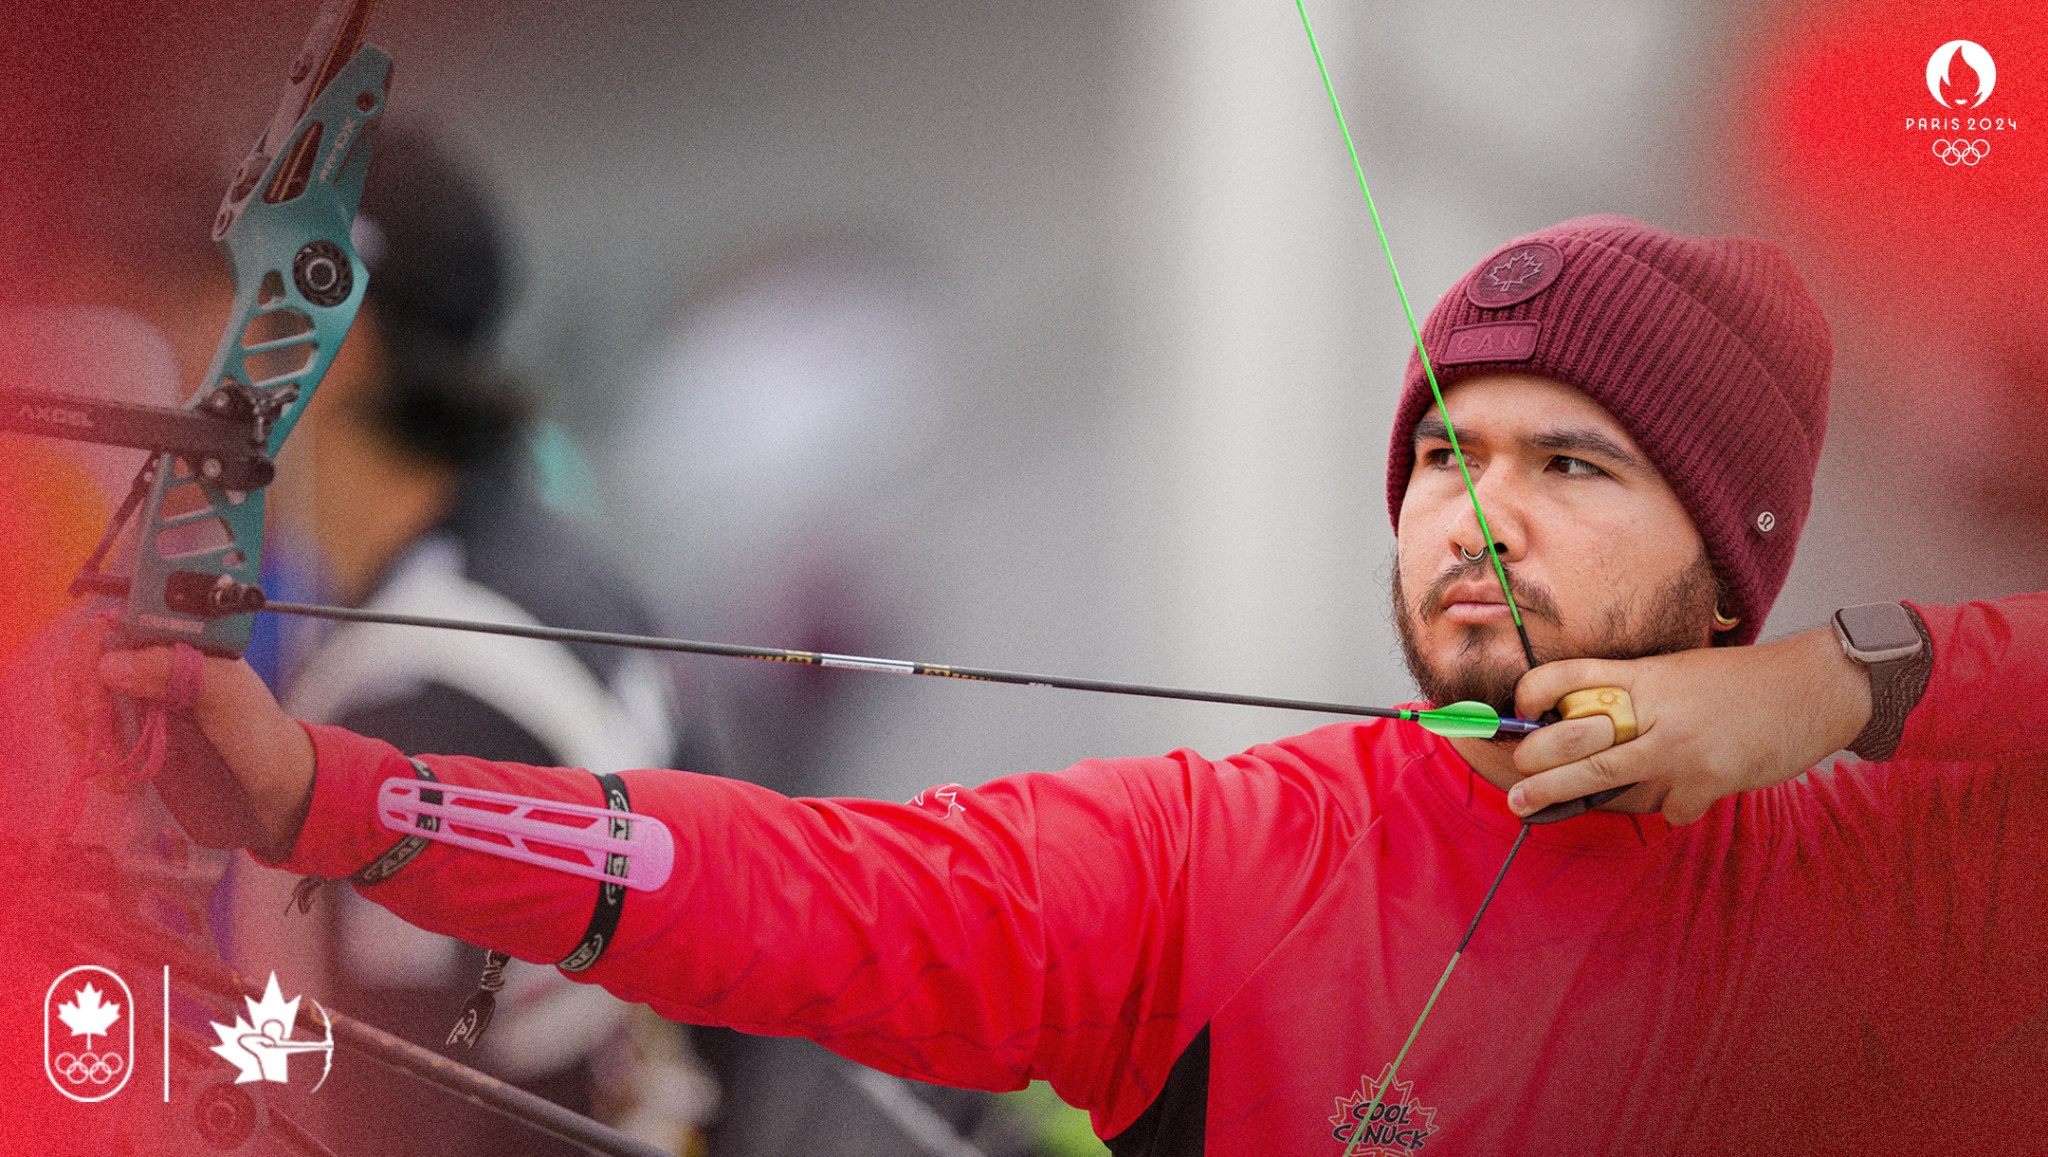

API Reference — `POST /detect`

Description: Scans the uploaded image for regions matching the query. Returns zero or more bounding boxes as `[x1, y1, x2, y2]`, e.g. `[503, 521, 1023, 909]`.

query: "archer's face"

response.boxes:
[1392, 373, 1721, 713]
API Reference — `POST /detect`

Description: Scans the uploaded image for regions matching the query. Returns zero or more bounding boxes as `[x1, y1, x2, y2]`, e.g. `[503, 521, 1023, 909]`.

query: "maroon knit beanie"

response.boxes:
[1384, 215, 1832, 646]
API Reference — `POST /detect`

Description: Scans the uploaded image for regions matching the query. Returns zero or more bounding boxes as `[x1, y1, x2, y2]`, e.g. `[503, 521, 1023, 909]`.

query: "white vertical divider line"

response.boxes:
[162, 964, 170, 1102]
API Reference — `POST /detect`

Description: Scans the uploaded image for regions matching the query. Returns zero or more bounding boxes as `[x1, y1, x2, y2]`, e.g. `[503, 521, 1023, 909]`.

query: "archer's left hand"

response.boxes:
[1505, 628, 1875, 825]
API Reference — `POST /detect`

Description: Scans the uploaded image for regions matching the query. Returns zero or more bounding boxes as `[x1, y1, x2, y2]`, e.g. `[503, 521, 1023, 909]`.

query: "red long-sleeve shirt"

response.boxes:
[272, 596, 2048, 1155]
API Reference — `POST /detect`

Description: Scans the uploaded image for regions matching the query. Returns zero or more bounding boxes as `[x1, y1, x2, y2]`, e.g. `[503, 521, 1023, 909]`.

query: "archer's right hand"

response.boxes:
[56, 614, 317, 854]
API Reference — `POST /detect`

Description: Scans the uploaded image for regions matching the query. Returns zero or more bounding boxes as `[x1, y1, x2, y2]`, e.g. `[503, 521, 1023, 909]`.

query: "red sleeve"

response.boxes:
[270, 720, 1382, 1136]
[1808, 594, 2048, 1097]
[1894, 595, 2048, 761]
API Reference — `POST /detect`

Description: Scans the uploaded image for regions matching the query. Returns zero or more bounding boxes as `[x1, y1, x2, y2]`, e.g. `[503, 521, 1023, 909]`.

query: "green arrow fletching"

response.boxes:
[1412, 701, 1503, 739]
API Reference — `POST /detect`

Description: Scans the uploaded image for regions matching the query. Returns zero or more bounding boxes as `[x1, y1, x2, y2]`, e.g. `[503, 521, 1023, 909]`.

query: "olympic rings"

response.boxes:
[52, 1050, 126, 1084]
[1931, 138, 1991, 166]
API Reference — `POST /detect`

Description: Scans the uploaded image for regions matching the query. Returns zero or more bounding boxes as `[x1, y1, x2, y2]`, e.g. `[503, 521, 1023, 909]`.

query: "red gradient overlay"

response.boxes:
[1736, 2, 2048, 331]
[1731, 1, 2048, 514]
[0, 7, 399, 1150]
[1, 7, 262, 1145]
[0, 441, 108, 665]
[0, 439, 146, 1153]
[0, 1, 304, 302]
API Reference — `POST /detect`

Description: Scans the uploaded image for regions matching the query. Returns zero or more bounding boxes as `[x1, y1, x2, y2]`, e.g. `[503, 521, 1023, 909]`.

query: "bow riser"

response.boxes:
[116, 46, 389, 656]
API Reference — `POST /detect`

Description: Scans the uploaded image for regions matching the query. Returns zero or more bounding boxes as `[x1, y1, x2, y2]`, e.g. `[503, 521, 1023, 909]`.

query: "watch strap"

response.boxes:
[1845, 605, 1933, 761]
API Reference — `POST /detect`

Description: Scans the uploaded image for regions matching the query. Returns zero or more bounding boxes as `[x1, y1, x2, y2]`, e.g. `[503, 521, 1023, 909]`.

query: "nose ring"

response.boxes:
[1458, 545, 1486, 564]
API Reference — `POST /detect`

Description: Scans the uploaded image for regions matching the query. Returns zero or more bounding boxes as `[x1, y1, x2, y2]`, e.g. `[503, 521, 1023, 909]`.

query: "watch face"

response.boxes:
[1837, 603, 1921, 654]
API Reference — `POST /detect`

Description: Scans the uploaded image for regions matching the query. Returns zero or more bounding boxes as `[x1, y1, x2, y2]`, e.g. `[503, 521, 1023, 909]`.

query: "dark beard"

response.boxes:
[1392, 552, 1719, 718]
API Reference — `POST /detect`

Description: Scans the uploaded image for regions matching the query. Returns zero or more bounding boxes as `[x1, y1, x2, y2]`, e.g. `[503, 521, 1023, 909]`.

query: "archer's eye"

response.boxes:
[1549, 455, 1606, 478]
[1422, 447, 1459, 469]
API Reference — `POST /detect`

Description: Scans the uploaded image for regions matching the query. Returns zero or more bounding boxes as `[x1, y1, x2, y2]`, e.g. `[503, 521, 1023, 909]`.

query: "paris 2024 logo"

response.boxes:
[1910, 40, 2014, 167]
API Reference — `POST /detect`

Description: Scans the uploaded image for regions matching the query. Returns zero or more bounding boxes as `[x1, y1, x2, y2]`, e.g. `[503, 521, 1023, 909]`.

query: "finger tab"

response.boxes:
[1559, 686, 1638, 743]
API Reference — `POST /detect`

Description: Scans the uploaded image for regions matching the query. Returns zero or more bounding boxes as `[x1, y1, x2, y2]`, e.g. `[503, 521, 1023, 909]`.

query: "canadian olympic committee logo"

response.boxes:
[45, 966, 135, 1102]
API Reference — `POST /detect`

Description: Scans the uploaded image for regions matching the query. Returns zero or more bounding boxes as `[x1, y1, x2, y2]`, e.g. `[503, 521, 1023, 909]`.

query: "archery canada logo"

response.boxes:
[1906, 39, 2016, 167]
[45, 965, 135, 1102]
[208, 972, 336, 1092]
[1328, 1064, 1438, 1155]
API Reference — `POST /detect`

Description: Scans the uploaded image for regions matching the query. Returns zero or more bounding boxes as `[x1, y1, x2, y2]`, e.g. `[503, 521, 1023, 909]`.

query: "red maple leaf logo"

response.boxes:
[1328, 1063, 1438, 1155]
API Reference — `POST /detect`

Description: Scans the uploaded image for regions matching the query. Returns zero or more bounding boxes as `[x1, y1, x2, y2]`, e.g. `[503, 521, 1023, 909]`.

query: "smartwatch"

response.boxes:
[1831, 602, 1932, 761]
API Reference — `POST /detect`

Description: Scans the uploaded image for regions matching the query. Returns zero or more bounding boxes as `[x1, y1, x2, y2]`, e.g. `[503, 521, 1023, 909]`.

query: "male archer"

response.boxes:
[65, 216, 2048, 1155]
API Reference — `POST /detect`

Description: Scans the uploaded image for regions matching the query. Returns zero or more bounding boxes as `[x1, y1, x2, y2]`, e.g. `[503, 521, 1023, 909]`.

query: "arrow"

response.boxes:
[248, 597, 1547, 741]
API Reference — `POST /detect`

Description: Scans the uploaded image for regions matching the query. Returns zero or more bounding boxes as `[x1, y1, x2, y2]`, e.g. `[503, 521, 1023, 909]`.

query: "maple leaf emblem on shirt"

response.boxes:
[56, 982, 122, 1047]
[1328, 1062, 1439, 1155]
[1485, 249, 1545, 293]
